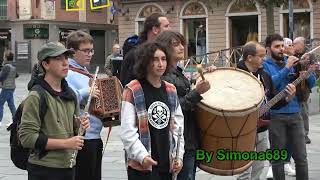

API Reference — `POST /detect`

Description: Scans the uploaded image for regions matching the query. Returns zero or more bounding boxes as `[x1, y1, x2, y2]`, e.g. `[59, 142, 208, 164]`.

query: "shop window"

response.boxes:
[281, 0, 311, 39]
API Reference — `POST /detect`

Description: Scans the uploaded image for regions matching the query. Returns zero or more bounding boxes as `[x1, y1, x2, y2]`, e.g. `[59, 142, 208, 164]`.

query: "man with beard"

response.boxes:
[263, 34, 316, 180]
[293, 37, 313, 144]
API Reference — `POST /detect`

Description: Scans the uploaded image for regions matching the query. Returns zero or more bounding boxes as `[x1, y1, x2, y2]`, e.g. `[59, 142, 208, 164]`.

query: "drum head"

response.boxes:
[198, 68, 264, 116]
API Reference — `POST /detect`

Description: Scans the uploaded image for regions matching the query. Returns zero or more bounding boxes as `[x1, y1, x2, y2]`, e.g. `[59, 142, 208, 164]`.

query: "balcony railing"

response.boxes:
[0, 2, 7, 20]
[183, 38, 320, 81]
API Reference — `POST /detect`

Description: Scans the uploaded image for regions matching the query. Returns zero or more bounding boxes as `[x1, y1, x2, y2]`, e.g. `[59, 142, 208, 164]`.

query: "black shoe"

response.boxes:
[305, 136, 311, 144]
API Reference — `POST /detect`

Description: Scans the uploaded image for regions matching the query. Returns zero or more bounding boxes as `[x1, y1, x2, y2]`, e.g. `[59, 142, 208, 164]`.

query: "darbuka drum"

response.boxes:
[89, 76, 122, 121]
[196, 68, 264, 176]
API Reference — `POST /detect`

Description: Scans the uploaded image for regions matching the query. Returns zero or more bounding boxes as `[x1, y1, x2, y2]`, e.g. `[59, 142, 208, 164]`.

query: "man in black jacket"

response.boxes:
[237, 41, 296, 180]
[120, 13, 170, 86]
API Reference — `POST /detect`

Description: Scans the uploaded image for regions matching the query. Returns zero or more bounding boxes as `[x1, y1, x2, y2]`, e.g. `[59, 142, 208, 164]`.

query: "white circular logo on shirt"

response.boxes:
[148, 101, 170, 130]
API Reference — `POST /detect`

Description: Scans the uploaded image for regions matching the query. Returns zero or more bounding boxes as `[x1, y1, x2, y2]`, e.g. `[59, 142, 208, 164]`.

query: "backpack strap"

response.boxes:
[30, 85, 47, 123]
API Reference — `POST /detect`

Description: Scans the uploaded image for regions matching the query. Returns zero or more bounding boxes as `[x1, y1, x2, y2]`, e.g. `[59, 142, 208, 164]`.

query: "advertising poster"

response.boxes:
[90, 0, 110, 10]
[66, 0, 84, 11]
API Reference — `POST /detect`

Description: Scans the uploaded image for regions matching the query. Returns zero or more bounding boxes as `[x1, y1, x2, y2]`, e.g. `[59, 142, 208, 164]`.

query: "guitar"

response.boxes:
[257, 63, 319, 127]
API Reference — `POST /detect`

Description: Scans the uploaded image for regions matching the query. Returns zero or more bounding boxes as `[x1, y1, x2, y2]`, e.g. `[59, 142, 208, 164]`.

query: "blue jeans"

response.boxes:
[269, 113, 308, 180]
[0, 89, 16, 122]
[177, 150, 196, 180]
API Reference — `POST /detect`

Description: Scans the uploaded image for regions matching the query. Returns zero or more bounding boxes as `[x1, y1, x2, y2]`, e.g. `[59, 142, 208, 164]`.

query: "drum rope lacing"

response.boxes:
[202, 116, 218, 137]
[222, 110, 251, 175]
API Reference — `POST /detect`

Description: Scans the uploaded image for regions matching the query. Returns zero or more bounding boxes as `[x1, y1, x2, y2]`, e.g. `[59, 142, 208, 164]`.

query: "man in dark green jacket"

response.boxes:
[19, 42, 90, 180]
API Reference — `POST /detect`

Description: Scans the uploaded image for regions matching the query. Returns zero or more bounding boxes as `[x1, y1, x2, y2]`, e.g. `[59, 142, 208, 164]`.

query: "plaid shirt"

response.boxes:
[121, 79, 184, 170]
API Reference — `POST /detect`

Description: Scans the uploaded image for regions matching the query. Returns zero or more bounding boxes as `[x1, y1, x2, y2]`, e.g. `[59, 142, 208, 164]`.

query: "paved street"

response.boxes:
[0, 74, 319, 180]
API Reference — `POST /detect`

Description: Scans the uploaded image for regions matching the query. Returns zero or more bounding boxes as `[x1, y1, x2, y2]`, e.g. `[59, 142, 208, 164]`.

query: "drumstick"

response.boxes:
[197, 64, 205, 80]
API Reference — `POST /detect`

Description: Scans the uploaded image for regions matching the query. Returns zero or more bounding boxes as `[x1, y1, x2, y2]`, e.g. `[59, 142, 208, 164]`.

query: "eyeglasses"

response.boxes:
[78, 48, 95, 55]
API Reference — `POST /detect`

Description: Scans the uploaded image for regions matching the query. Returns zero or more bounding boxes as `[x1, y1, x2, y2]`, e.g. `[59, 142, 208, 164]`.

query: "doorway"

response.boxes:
[230, 15, 258, 47]
[183, 18, 206, 63]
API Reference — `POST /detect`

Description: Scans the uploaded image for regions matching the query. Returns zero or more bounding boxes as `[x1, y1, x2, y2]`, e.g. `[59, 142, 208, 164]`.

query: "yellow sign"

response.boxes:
[90, 0, 110, 10]
[66, 0, 85, 11]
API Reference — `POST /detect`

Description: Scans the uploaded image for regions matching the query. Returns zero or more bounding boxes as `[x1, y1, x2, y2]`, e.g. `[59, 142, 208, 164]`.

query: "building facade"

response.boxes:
[0, 0, 118, 72]
[117, 0, 320, 64]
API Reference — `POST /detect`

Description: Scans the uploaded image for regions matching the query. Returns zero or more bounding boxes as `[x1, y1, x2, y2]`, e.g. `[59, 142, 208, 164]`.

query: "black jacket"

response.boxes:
[162, 66, 202, 150]
[120, 37, 144, 86]
[237, 60, 288, 132]
[120, 48, 137, 86]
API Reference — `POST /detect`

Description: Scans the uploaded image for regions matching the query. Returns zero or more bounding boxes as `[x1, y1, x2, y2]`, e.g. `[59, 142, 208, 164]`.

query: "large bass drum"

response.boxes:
[196, 67, 264, 175]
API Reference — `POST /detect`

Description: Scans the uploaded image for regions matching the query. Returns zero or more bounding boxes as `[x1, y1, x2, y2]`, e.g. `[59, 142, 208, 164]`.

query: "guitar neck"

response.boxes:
[259, 68, 314, 116]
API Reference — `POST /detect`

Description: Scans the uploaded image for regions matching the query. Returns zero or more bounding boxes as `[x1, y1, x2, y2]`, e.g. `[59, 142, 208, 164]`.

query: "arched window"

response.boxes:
[282, 0, 309, 9]
[180, 1, 208, 61]
[229, 0, 257, 13]
[226, 0, 261, 48]
[280, 0, 312, 39]
[182, 2, 206, 16]
[138, 5, 162, 18]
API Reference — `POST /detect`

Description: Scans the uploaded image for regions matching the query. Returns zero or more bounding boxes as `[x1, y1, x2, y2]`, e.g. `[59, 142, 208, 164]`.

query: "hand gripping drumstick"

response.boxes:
[300, 45, 320, 61]
[197, 64, 205, 80]
[69, 66, 100, 168]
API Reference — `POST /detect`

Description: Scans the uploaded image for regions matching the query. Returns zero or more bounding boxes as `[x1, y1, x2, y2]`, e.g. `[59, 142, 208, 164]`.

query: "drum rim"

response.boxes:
[198, 160, 253, 176]
[197, 67, 264, 116]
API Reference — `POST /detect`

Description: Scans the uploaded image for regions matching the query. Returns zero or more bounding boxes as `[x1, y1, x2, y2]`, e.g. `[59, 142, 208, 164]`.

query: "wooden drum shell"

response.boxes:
[196, 68, 264, 176]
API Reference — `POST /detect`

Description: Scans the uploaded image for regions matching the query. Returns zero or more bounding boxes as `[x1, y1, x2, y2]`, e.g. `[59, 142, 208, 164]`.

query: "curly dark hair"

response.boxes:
[265, 33, 283, 48]
[134, 42, 170, 80]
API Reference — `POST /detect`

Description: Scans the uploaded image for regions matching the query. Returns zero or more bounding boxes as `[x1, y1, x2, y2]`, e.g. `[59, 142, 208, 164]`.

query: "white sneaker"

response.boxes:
[266, 166, 273, 179]
[284, 163, 296, 176]
[0, 122, 2, 127]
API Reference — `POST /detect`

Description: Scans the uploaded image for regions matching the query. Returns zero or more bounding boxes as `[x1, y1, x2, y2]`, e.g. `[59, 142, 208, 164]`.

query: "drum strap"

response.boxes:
[102, 126, 112, 156]
[69, 65, 94, 78]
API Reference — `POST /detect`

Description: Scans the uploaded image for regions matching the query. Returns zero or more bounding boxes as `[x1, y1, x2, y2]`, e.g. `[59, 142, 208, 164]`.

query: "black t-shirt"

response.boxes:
[140, 79, 170, 173]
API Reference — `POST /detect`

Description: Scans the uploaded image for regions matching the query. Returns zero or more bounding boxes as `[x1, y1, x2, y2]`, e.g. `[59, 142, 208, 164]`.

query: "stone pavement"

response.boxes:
[0, 74, 319, 180]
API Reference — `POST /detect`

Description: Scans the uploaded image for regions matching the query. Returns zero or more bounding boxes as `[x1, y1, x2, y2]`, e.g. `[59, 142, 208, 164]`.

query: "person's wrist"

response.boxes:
[285, 97, 290, 102]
